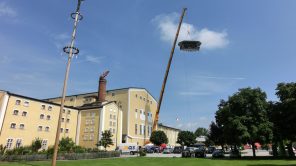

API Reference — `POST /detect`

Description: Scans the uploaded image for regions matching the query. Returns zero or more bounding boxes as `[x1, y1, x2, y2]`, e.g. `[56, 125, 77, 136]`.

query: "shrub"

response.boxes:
[59, 137, 75, 153]
[31, 138, 42, 152]
[139, 149, 146, 157]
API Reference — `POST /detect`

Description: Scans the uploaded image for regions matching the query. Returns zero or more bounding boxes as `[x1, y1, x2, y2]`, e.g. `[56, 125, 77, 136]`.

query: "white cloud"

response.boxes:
[0, 2, 17, 17]
[51, 33, 70, 50]
[176, 116, 212, 131]
[153, 13, 229, 50]
[85, 55, 103, 64]
[177, 74, 246, 96]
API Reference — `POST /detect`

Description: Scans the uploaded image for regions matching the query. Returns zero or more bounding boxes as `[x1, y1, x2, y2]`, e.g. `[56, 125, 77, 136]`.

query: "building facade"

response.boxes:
[158, 123, 180, 147]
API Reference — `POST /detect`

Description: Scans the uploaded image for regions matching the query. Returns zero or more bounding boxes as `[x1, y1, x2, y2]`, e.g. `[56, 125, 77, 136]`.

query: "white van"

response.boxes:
[116, 143, 139, 155]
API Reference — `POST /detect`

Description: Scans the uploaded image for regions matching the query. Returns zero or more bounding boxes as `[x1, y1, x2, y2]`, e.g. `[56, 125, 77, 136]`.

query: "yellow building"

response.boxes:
[47, 87, 158, 146]
[0, 91, 78, 150]
[0, 78, 180, 150]
[158, 123, 180, 147]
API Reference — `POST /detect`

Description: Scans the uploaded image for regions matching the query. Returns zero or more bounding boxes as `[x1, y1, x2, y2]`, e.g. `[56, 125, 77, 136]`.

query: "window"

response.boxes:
[140, 96, 142, 100]
[66, 119, 70, 123]
[90, 127, 94, 133]
[83, 135, 88, 141]
[60, 128, 63, 133]
[6, 139, 13, 149]
[41, 140, 48, 150]
[110, 114, 112, 119]
[113, 128, 115, 134]
[40, 114, 44, 119]
[48, 106, 52, 111]
[139, 125, 142, 135]
[67, 110, 71, 114]
[13, 110, 19, 115]
[109, 121, 112, 126]
[150, 101, 152, 104]
[135, 94, 138, 98]
[38, 126, 42, 131]
[16, 139, 22, 148]
[135, 109, 138, 119]
[143, 98, 146, 101]
[113, 122, 116, 127]
[91, 112, 96, 117]
[113, 115, 116, 120]
[15, 100, 21, 105]
[65, 129, 69, 133]
[90, 134, 94, 140]
[112, 93, 115, 96]
[90, 120, 94, 125]
[19, 124, 24, 129]
[61, 118, 65, 122]
[22, 111, 27, 117]
[41, 105, 45, 110]
[24, 101, 29, 107]
[62, 109, 65, 113]
[84, 127, 89, 133]
[70, 98, 74, 102]
[143, 125, 146, 134]
[47, 115, 51, 120]
[135, 124, 138, 134]
[10, 123, 16, 129]
[45, 126, 49, 132]
[140, 110, 142, 114]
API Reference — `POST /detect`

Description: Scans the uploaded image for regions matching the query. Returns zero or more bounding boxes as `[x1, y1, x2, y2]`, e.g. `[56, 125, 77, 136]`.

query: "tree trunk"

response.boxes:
[287, 142, 295, 157]
[251, 142, 256, 157]
[272, 142, 278, 157]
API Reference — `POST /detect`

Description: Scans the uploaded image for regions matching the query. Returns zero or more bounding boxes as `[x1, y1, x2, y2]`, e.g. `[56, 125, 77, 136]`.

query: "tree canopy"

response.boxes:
[150, 131, 168, 146]
[177, 131, 196, 146]
[194, 127, 208, 137]
[215, 87, 273, 157]
[97, 130, 114, 150]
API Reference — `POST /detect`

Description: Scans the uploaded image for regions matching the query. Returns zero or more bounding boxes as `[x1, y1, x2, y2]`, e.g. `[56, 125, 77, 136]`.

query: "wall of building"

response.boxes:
[0, 95, 78, 150]
[78, 103, 122, 150]
[127, 89, 157, 146]
[158, 125, 180, 147]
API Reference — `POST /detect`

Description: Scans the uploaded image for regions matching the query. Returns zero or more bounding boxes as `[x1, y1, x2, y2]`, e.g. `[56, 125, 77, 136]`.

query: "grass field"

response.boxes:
[0, 157, 296, 166]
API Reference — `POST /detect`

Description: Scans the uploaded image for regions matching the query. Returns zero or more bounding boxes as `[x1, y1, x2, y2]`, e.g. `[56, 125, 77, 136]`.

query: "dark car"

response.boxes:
[212, 149, 225, 158]
[173, 146, 183, 154]
[182, 147, 197, 158]
[163, 148, 173, 154]
[144, 147, 154, 153]
[207, 146, 216, 154]
[192, 144, 206, 157]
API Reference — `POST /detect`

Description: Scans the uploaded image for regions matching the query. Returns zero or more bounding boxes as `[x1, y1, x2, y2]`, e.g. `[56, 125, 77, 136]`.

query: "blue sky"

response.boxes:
[1, 0, 296, 131]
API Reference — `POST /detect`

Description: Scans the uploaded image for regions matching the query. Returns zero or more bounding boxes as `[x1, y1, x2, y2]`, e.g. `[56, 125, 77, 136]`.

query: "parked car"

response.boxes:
[212, 149, 225, 158]
[173, 146, 183, 154]
[207, 146, 216, 154]
[163, 148, 173, 154]
[229, 149, 241, 158]
[194, 146, 207, 157]
[144, 146, 154, 153]
[182, 147, 197, 158]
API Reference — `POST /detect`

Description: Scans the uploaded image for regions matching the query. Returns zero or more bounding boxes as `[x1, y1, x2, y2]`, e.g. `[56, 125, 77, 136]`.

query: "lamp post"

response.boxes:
[51, 1, 84, 166]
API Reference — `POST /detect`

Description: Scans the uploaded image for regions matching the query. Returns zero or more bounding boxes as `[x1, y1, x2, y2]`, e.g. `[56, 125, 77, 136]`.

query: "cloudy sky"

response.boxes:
[1, 0, 296, 131]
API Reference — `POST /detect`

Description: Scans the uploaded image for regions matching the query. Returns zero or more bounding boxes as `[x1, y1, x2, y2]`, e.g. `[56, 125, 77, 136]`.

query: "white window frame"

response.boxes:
[22, 111, 27, 117]
[38, 126, 42, 131]
[48, 106, 52, 111]
[15, 138, 22, 148]
[13, 110, 19, 115]
[19, 123, 25, 130]
[6, 138, 13, 149]
[47, 115, 51, 120]
[23, 101, 29, 107]
[40, 114, 44, 119]
[65, 128, 69, 133]
[41, 105, 45, 110]
[45, 126, 50, 132]
[41, 139, 48, 150]
[10, 123, 16, 129]
[15, 99, 21, 105]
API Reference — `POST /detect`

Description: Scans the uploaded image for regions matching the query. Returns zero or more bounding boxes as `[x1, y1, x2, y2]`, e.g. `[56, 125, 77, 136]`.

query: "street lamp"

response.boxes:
[51, 1, 84, 166]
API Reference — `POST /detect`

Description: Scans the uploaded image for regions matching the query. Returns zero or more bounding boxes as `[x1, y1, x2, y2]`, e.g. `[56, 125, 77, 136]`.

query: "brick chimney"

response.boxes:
[98, 71, 109, 103]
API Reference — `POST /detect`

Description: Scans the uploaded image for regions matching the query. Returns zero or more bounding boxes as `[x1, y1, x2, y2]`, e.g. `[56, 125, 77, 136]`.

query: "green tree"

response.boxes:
[270, 82, 296, 157]
[97, 130, 114, 150]
[177, 131, 196, 147]
[31, 138, 42, 152]
[150, 131, 168, 146]
[215, 87, 273, 157]
[208, 122, 224, 147]
[59, 137, 75, 152]
[194, 127, 208, 137]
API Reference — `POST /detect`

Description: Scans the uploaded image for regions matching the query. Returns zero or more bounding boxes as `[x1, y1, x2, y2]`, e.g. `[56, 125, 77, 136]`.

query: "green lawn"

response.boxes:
[0, 157, 295, 166]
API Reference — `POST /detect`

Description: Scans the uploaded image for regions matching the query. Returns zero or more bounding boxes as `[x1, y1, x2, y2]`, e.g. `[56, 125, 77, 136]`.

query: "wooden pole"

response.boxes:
[152, 8, 187, 131]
